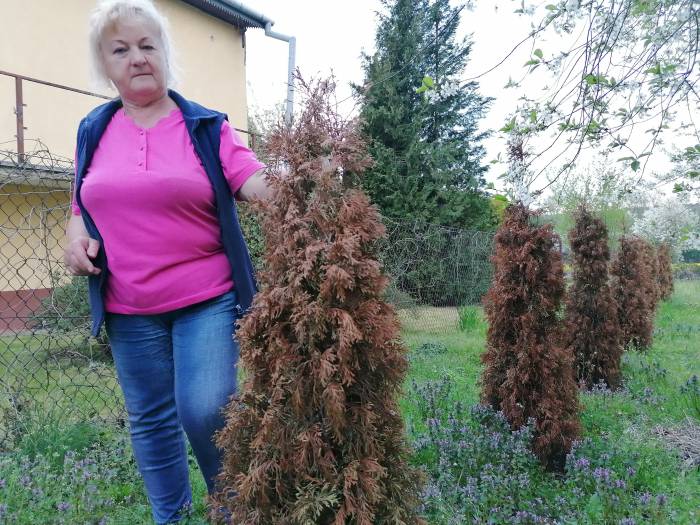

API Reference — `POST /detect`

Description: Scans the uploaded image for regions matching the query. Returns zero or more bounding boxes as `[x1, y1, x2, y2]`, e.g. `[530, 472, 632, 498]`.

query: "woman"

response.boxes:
[63, 1, 271, 522]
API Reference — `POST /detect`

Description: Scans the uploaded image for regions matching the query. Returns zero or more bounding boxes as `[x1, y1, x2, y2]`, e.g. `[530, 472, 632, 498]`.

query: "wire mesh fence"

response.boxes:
[0, 144, 125, 449]
[0, 146, 497, 447]
[380, 217, 494, 335]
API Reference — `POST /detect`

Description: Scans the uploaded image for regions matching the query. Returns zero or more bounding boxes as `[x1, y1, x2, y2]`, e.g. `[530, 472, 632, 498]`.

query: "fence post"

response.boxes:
[15, 76, 26, 164]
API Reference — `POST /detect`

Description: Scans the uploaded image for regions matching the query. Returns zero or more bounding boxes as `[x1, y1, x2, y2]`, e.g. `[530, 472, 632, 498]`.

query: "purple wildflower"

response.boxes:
[422, 482, 440, 499]
[656, 494, 667, 506]
[614, 479, 626, 489]
[0, 503, 7, 517]
[574, 457, 590, 470]
[620, 519, 636, 525]
[626, 467, 636, 478]
[593, 467, 611, 482]
[56, 502, 71, 512]
[639, 492, 652, 505]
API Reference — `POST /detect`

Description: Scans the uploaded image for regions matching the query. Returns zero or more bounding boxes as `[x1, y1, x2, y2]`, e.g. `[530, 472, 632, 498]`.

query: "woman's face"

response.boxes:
[100, 17, 167, 103]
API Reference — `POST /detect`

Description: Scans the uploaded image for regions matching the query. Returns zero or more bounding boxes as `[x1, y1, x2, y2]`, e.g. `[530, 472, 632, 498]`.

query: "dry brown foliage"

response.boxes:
[610, 236, 655, 351]
[656, 243, 674, 301]
[652, 418, 700, 470]
[480, 204, 581, 471]
[563, 206, 623, 389]
[212, 78, 425, 525]
[640, 239, 661, 311]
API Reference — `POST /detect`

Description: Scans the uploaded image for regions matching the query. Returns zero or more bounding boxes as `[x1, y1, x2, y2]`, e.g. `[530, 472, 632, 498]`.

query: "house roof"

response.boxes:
[179, 0, 273, 30]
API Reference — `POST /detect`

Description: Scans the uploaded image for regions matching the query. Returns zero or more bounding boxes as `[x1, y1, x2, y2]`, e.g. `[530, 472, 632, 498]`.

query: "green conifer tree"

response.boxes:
[358, 0, 494, 230]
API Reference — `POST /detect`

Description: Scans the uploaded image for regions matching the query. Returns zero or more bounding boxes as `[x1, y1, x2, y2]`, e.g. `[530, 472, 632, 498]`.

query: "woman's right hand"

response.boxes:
[64, 237, 101, 276]
[64, 214, 101, 276]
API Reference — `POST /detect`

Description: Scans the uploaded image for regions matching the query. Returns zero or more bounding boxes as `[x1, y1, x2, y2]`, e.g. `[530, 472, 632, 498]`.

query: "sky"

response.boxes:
[245, 1, 533, 128]
[243, 1, 697, 197]
[244, 0, 530, 189]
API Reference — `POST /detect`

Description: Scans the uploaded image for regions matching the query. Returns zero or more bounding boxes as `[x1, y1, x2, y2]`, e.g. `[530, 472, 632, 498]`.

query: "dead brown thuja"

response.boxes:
[212, 77, 425, 525]
[640, 238, 661, 313]
[563, 206, 623, 389]
[480, 203, 581, 471]
[610, 236, 655, 351]
[656, 243, 674, 301]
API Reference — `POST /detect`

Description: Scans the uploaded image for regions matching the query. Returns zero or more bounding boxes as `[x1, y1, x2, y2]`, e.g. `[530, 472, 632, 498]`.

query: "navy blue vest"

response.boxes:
[74, 90, 258, 336]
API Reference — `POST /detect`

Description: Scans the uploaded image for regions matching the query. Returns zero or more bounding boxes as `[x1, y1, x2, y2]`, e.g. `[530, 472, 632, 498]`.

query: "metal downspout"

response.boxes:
[264, 22, 296, 126]
[220, 2, 296, 124]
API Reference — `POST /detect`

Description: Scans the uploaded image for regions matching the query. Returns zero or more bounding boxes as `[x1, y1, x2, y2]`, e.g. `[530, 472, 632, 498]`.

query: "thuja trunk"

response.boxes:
[563, 206, 623, 389]
[481, 204, 580, 471]
[212, 79, 425, 525]
[611, 236, 655, 351]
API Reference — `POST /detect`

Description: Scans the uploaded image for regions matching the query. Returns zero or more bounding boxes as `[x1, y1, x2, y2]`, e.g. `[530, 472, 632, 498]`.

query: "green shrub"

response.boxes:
[236, 202, 265, 273]
[33, 273, 90, 333]
[411, 342, 449, 361]
[673, 262, 700, 280]
[681, 248, 700, 263]
[457, 305, 482, 332]
[32, 273, 110, 361]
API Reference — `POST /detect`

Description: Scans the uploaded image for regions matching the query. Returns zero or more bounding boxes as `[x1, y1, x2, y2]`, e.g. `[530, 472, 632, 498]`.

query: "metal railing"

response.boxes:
[0, 69, 259, 161]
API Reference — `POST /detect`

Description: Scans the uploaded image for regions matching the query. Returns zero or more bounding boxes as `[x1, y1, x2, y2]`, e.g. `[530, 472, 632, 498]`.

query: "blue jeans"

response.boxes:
[106, 290, 240, 524]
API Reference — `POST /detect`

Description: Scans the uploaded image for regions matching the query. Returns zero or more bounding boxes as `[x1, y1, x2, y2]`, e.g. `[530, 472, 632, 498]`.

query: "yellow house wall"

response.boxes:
[0, 184, 71, 292]
[0, 0, 250, 160]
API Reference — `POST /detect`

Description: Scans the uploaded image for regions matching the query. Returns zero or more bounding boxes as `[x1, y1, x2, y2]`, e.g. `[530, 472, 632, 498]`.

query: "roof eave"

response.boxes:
[179, 0, 272, 30]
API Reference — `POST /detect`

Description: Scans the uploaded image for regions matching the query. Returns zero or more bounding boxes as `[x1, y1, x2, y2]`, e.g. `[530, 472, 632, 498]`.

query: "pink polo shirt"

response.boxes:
[73, 107, 265, 314]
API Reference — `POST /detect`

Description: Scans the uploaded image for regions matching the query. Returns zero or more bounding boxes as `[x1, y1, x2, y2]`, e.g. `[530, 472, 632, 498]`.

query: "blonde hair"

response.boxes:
[88, 0, 179, 91]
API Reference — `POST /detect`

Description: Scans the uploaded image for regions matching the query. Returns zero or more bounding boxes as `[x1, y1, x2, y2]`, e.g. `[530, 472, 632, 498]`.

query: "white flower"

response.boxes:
[424, 79, 461, 103]
[513, 178, 534, 207]
[632, 199, 700, 258]
[566, 0, 580, 12]
[503, 132, 535, 206]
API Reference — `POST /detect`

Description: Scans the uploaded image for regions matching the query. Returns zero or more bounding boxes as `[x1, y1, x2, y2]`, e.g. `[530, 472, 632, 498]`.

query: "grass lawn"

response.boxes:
[0, 332, 122, 447]
[0, 281, 698, 524]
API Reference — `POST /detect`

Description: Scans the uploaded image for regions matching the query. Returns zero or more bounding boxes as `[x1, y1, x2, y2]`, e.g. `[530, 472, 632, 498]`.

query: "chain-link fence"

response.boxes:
[0, 145, 123, 450]
[380, 217, 494, 335]
[0, 146, 497, 446]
